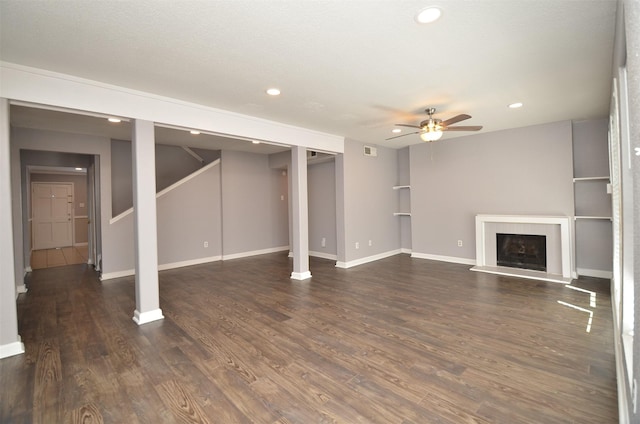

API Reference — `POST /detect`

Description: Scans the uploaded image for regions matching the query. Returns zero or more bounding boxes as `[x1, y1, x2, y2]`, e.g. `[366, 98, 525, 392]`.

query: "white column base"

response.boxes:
[0, 338, 25, 359]
[132, 308, 164, 325]
[290, 271, 312, 280]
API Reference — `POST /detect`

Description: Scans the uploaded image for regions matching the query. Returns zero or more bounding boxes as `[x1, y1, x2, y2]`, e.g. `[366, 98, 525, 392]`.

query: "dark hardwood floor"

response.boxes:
[1, 253, 617, 423]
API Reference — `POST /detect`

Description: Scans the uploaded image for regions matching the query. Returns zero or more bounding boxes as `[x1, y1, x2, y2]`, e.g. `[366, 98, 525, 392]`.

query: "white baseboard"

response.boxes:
[132, 308, 164, 325]
[576, 268, 613, 279]
[0, 338, 25, 359]
[400, 248, 412, 254]
[73, 242, 88, 247]
[290, 271, 312, 280]
[101, 249, 288, 280]
[335, 249, 401, 269]
[158, 255, 221, 271]
[222, 246, 289, 261]
[16, 284, 27, 294]
[411, 252, 476, 266]
[100, 268, 135, 281]
[309, 251, 338, 261]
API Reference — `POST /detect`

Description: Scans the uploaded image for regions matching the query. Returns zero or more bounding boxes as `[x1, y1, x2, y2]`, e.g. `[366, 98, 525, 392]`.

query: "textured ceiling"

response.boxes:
[0, 0, 617, 149]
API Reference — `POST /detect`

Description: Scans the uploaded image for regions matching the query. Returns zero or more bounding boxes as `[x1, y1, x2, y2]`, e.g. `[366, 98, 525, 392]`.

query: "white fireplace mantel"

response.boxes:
[471, 214, 573, 284]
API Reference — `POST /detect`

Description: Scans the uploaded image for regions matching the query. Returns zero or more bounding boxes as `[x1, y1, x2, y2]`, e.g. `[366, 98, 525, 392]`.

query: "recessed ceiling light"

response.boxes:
[415, 6, 442, 24]
[107, 117, 121, 123]
[266, 88, 281, 96]
[252, 140, 261, 144]
[509, 102, 523, 109]
[190, 130, 200, 135]
[392, 128, 402, 133]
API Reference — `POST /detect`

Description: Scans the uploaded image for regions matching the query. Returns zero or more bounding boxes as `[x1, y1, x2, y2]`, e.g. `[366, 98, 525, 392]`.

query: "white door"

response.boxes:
[32, 183, 73, 250]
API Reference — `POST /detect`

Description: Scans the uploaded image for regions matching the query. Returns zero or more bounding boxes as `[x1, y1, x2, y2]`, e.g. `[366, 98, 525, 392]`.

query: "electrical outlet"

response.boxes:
[321, 237, 326, 248]
[368, 240, 372, 246]
[355, 242, 360, 249]
[457, 240, 463, 247]
[204, 241, 209, 248]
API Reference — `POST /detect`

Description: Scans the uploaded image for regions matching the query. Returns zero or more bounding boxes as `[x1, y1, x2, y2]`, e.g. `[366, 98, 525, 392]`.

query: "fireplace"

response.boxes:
[496, 233, 547, 272]
[471, 215, 573, 283]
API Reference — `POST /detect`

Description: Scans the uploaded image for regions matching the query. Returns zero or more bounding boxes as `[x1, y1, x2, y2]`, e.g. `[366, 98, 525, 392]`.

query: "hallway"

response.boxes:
[30, 246, 88, 270]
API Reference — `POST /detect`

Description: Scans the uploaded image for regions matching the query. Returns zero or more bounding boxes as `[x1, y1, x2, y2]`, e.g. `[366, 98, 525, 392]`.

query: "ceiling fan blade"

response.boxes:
[386, 131, 420, 140]
[444, 125, 483, 131]
[441, 114, 471, 126]
[395, 124, 422, 129]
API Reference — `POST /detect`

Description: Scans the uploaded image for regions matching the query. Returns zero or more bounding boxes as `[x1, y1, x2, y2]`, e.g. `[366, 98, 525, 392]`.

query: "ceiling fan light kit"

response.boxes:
[387, 107, 483, 142]
[420, 129, 443, 142]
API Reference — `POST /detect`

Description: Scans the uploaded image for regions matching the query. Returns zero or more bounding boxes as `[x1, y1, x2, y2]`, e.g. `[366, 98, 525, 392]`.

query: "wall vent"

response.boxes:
[364, 145, 377, 157]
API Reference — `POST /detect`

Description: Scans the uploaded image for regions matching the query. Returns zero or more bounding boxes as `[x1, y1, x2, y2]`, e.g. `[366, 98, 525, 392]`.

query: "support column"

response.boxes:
[0, 98, 25, 358]
[290, 146, 311, 280]
[131, 119, 163, 325]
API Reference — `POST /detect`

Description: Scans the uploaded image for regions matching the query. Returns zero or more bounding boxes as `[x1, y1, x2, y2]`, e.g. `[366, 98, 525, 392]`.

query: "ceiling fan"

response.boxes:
[387, 107, 483, 142]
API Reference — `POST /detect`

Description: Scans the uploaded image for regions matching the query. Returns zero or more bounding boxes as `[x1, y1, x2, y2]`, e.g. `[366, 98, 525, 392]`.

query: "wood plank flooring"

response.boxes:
[1, 253, 617, 423]
[30, 246, 88, 270]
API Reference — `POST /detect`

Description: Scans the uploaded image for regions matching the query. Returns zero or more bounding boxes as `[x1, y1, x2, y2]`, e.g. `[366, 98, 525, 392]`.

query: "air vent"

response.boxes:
[364, 145, 377, 157]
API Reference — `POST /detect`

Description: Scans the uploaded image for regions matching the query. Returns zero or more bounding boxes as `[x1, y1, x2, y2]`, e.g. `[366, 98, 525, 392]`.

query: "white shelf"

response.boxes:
[574, 216, 612, 221]
[392, 185, 411, 190]
[393, 212, 411, 216]
[573, 176, 609, 182]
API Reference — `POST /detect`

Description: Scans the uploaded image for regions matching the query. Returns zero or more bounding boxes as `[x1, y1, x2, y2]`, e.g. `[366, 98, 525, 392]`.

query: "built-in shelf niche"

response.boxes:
[393, 185, 411, 217]
[573, 177, 612, 219]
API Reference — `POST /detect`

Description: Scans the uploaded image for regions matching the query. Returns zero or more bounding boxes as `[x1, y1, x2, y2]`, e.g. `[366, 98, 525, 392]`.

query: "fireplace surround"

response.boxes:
[471, 215, 572, 283]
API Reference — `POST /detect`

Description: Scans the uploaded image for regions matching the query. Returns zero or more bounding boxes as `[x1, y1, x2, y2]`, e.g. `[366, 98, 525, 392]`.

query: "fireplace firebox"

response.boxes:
[496, 233, 547, 272]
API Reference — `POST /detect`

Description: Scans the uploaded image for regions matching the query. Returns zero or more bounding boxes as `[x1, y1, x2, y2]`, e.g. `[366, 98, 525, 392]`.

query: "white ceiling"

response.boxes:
[0, 0, 618, 150]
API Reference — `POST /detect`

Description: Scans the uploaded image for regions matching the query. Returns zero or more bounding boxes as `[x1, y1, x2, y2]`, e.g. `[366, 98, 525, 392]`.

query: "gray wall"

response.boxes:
[308, 159, 337, 257]
[340, 139, 399, 262]
[410, 120, 575, 260]
[111, 140, 216, 216]
[221, 150, 289, 256]
[30, 172, 88, 245]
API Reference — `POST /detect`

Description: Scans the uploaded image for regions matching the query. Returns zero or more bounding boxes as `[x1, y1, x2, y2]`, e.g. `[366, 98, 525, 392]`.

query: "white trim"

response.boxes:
[309, 250, 338, 260]
[73, 242, 88, 247]
[222, 246, 289, 261]
[110, 159, 220, 224]
[158, 256, 221, 271]
[100, 268, 135, 281]
[400, 248, 412, 254]
[101, 256, 223, 280]
[74, 215, 89, 219]
[132, 308, 164, 325]
[613, 291, 631, 424]
[0, 339, 25, 359]
[1, 62, 344, 153]
[335, 249, 401, 269]
[16, 284, 27, 294]
[475, 214, 572, 279]
[576, 268, 614, 279]
[25, 266, 32, 273]
[290, 271, 312, 280]
[411, 252, 476, 266]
